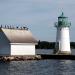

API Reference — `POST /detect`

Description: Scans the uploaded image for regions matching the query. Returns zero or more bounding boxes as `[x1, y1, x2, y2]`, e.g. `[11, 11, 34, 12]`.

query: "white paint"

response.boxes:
[55, 27, 60, 50]
[0, 28, 37, 56]
[55, 27, 71, 54]
[11, 44, 35, 55]
[60, 27, 70, 52]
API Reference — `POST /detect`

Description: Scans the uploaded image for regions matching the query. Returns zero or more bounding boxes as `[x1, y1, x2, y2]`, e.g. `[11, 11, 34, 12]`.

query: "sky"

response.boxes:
[0, 0, 75, 42]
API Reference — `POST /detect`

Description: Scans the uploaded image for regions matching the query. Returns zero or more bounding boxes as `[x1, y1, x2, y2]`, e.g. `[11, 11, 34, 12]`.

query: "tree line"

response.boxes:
[36, 41, 75, 49]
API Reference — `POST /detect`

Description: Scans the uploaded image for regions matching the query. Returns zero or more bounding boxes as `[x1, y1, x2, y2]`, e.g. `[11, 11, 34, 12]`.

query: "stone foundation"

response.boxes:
[0, 55, 42, 61]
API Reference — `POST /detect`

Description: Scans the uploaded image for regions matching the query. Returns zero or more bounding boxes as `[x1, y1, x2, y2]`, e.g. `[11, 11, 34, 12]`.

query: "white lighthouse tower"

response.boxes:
[54, 12, 71, 54]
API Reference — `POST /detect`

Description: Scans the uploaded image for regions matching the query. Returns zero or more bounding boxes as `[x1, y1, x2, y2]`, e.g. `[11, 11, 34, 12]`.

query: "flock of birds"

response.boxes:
[0, 25, 28, 30]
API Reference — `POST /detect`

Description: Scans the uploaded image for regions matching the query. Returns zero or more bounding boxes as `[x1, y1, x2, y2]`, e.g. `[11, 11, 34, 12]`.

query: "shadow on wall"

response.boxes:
[0, 29, 11, 56]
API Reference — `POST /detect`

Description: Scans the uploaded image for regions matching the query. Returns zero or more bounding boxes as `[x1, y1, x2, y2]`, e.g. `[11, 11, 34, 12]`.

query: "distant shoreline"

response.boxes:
[36, 41, 75, 49]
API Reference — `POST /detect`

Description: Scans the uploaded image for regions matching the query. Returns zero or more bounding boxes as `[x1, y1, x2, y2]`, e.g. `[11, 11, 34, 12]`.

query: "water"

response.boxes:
[0, 60, 75, 75]
[36, 49, 75, 55]
[0, 49, 75, 75]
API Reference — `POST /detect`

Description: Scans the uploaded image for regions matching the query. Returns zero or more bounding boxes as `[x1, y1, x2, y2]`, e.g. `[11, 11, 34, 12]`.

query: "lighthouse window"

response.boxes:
[58, 21, 62, 25]
[58, 18, 62, 21]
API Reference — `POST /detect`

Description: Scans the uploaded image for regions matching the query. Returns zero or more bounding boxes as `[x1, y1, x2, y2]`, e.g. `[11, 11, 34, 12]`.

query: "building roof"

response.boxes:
[0, 28, 37, 43]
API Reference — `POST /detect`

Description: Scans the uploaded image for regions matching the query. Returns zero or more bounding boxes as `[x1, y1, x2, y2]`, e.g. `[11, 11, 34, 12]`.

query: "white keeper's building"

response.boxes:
[0, 27, 37, 56]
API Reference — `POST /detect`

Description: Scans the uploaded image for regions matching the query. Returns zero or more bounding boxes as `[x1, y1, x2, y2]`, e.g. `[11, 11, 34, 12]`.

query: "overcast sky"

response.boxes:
[0, 0, 75, 42]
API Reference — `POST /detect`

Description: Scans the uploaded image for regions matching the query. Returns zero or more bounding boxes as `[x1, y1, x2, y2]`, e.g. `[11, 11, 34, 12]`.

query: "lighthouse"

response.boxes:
[54, 12, 71, 54]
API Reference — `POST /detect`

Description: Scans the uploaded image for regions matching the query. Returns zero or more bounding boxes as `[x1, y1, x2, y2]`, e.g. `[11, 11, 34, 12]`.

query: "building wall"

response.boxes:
[55, 27, 61, 50]
[60, 27, 70, 52]
[55, 27, 71, 54]
[0, 44, 10, 55]
[0, 28, 37, 56]
[0, 30, 11, 55]
[11, 44, 35, 55]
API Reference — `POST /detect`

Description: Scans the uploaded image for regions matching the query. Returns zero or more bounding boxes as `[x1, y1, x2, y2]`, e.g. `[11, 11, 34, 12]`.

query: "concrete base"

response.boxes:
[53, 50, 71, 55]
[57, 51, 71, 55]
[41, 55, 75, 60]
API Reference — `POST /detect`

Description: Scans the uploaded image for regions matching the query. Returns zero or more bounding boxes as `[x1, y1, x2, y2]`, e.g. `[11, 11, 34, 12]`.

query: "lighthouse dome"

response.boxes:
[58, 12, 67, 18]
[57, 12, 71, 27]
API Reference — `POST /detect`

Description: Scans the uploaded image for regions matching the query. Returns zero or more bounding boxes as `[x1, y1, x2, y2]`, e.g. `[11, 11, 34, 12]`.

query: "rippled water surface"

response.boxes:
[0, 49, 75, 75]
[0, 60, 75, 75]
